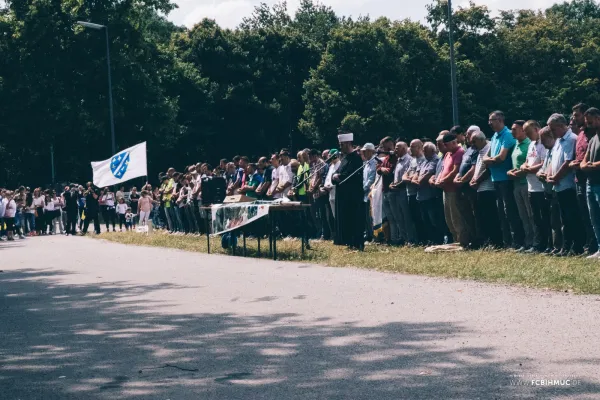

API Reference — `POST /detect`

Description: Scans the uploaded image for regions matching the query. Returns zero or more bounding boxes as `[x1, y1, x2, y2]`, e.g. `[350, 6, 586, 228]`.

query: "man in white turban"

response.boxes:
[332, 132, 365, 250]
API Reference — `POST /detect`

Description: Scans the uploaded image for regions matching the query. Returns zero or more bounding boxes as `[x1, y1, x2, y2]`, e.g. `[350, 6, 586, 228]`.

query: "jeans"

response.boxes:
[24, 213, 35, 233]
[577, 181, 597, 252]
[528, 191, 551, 251]
[419, 197, 446, 245]
[165, 206, 174, 231]
[475, 190, 503, 247]
[174, 206, 185, 232]
[494, 180, 525, 248]
[557, 188, 585, 252]
[513, 183, 536, 248]
[586, 183, 600, 249]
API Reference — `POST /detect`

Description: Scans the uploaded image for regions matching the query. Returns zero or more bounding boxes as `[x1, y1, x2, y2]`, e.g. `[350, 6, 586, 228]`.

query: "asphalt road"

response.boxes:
[1, 236, 600, 399]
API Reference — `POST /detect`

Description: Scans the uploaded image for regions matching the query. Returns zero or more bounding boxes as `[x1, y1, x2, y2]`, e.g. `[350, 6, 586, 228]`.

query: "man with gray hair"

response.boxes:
[547, 113, 585, 256]
[388, 141, 417, 245]
[453, 125, 480, 247]
[404, 139, 426, 244]
[470, 129, 503, 247]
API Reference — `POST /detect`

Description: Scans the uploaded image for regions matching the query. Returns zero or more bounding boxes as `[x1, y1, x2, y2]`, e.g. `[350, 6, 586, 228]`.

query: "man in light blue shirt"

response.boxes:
[483, 110, 525, 250]
[547, 113, 584, 255]
[362, 143, 377, 241]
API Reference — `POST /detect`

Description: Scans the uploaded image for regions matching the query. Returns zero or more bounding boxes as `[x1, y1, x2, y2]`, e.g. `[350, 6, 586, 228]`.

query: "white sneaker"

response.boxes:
[586, 251, 600, 259]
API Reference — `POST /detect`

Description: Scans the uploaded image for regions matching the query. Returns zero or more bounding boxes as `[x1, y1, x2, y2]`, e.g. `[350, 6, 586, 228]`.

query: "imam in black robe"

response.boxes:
[333, 150, 365, 250]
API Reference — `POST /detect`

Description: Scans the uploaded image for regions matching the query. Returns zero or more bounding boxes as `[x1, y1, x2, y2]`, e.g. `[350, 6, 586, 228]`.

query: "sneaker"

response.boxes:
[586, 251, 600, 259]
[18, 235, 26, 240]
[0, 237, 7, 242]
[523, 247, 537, 254]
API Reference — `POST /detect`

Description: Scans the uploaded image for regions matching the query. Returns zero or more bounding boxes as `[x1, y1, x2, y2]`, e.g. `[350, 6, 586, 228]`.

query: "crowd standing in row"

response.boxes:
[4, 103, 600, 258]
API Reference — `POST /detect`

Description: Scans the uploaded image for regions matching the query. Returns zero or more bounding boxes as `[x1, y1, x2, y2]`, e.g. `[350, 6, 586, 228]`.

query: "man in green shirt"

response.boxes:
[507, 120, 535, 250]
[240, 163, 263, 199]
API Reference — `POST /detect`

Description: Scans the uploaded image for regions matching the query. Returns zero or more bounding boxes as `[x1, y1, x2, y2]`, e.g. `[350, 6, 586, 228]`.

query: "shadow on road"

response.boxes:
[1, 268, 598, 399]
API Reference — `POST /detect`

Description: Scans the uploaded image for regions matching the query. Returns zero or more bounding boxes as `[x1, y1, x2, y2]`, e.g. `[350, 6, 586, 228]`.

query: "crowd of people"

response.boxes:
[4, 103, 600, 258]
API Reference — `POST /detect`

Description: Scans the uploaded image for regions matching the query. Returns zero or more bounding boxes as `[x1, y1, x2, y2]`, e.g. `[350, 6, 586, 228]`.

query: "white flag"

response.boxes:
[91, 142, 147, 188]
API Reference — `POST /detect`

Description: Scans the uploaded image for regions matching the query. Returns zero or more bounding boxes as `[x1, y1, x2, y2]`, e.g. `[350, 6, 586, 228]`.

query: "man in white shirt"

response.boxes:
[520, 120, 549, 253]
[274, 150, 293, 198]
[324, 150, 341, 218]
[267, 154, 281, 199]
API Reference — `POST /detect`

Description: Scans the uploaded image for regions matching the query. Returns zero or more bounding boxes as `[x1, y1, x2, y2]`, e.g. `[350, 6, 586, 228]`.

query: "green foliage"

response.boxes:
[3, 0, 600, 186]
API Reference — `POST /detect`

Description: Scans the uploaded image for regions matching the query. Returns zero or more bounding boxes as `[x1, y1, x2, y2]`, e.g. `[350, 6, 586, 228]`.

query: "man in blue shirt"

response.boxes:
[483, 110, 525, 250]
[547, 113, 585, 256]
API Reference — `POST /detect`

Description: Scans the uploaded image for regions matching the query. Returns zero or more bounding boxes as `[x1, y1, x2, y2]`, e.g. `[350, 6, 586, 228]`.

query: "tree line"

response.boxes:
[2, 0, 600, 187]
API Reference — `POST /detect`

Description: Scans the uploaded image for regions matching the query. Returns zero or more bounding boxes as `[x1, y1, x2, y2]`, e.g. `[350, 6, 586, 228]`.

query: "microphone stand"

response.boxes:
[338, 155, 379, 186]
[292, 155, 335, 191]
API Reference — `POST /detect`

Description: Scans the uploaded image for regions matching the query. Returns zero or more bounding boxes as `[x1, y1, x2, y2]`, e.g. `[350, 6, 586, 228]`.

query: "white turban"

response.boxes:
[337, 133, 354, 143]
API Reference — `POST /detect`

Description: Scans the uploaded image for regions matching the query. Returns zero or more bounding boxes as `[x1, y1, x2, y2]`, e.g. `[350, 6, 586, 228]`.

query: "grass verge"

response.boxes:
[94, 232, 600, 295]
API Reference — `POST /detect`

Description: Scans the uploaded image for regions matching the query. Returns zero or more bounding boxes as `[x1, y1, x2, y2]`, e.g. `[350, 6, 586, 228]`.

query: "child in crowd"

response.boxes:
[116, 197, 128, 231]
[125, 208, 134, 231]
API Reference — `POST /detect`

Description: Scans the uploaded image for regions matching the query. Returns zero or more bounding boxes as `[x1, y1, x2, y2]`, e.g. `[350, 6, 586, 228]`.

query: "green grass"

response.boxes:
[94, 232, 600, 295]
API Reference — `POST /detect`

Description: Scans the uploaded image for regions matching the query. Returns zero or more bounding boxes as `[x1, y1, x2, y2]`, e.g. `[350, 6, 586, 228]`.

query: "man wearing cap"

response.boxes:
[362, 143, 377, 241]
[332, 133, 365, 250]
[436, 133, 470, 247]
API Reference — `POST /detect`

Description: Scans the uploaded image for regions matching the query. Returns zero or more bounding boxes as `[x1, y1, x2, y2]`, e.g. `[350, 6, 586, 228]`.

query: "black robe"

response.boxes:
[333, 151, 365, 249]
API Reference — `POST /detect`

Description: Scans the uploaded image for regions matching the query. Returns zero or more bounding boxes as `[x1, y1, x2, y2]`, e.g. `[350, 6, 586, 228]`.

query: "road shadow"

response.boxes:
[1, 268, 599, 399]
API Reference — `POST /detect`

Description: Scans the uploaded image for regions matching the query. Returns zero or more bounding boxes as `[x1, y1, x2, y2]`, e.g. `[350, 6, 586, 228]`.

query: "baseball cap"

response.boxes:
[361, 143, 376, 151]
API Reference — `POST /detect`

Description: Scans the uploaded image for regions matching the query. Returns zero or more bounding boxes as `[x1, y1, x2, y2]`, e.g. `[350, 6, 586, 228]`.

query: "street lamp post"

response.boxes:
[447, 0, 459, 126]
[77, 21, 116, 156]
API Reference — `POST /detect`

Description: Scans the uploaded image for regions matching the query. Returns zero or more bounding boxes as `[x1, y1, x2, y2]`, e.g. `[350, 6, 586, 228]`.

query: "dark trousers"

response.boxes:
[476, 190, 503, 247]
[494, 180, 525, 248]
[458, 186, 479, 246]
[557, 188, 585, 252]
[528, 192, 551, 251]
[408, 195, 425, 244]
[419, 197, 446, 245]
[35, 207, 45, 234]
[546, 192, 563, 250]
[118, 214, 126, 230]
[66, 210, 78, 234]
[364, 199, 373, 241]
[311, 195, 330, 239]
[103, 208, 116, 230]
[577, 182, 598, 252]
[83, 212, 100, 234]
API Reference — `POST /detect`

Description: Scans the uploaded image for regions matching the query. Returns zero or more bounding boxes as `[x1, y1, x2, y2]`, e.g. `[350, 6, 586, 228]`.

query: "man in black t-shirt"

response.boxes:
[129, 187, 140, 227]
[82, 183, 101, 235]
[63, 186, 79, 235]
